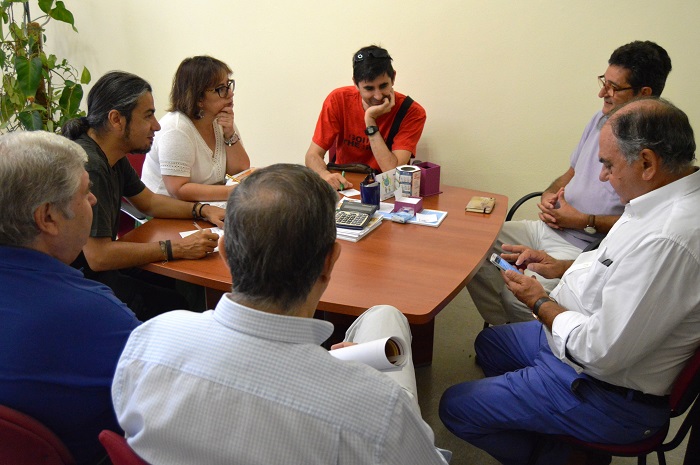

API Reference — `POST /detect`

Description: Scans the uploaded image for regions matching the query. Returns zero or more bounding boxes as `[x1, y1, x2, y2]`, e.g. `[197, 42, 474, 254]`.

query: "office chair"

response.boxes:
[545, 346, 700, 465]
[99, 430, 149, 465]
[506, 191, 544, 221]
[0, 405, 76, 465]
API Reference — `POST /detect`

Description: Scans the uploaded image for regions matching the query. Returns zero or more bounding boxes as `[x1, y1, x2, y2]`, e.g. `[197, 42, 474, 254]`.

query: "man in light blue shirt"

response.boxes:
[113, 164, 449, 464]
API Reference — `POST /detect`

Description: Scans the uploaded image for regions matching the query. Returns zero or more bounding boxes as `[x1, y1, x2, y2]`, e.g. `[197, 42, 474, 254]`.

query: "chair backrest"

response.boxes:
[0, 405, 75, 465]
[98, 430, 149, 465]
[669, 346, 700, 415]
[126, 153, 146, 177]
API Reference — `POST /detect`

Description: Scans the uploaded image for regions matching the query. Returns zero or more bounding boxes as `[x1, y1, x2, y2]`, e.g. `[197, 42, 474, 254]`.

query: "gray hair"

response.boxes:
[224, 164, 337, 313]
[0, 131, 87, 247]
[608, 97, 696, 175]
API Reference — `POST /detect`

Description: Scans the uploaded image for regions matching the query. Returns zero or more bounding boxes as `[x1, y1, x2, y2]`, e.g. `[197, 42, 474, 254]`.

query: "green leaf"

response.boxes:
[59, 81, 82, 116]
[80, 66, 90, 84]
[14, 55, 42, 97]
[38, 0, 55, 15]
[18, 109, 43, 130]
[49, 1, 76, 30]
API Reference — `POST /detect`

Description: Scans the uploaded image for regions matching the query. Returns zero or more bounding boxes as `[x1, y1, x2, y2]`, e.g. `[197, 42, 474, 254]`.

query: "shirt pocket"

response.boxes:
[578, 246, 615, 311]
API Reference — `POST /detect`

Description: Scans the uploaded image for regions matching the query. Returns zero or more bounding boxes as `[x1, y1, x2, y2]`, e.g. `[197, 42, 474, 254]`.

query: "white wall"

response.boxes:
[46, 0, 700, 207]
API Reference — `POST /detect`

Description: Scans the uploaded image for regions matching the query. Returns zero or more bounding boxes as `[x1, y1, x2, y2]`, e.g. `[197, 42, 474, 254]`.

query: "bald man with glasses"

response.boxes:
[468, 40, 672, 326]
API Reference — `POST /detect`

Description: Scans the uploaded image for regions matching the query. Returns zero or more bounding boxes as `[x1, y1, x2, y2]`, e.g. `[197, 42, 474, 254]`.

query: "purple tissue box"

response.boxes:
[393, 197, 423, 214]
[415, 161, 441, 197]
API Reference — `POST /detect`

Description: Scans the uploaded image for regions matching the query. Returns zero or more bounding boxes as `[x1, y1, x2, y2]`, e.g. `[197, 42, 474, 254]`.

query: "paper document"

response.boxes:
[339, 188, 360, 197]
[180, 227, 224, 252]
[329, 336, 407, 371]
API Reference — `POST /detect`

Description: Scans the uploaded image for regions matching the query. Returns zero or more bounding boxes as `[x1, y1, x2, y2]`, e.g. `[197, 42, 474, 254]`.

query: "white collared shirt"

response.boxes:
[548, 169, 700, 395]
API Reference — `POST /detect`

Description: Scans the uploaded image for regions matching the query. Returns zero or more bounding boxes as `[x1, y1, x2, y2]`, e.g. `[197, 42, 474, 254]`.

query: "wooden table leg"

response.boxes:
[409, 319, 435, 367]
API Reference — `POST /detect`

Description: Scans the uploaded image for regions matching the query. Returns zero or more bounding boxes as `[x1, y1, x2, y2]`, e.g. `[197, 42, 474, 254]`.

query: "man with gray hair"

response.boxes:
[112, 164, 449, 464]
[440, 97, 700, 464]
[0, 131, 140, 464]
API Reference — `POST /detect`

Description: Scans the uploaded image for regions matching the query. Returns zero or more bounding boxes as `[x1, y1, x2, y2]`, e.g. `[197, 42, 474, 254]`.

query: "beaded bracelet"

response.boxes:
[192, 202, 201, 220]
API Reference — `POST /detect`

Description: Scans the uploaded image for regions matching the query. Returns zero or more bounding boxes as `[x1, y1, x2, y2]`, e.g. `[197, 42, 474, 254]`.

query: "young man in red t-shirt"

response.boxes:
[305, 45, 426, 190]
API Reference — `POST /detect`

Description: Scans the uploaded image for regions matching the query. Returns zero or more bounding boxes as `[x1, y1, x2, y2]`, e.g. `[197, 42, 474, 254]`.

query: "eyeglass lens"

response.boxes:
[216, 80, 235, 98]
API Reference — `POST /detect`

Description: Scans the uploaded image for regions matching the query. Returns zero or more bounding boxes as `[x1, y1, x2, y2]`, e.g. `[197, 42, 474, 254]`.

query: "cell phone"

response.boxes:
[490, 253, 523, 274]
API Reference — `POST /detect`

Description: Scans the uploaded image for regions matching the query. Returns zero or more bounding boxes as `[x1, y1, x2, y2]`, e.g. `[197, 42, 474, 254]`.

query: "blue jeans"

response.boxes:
[439, 321, 669, 465]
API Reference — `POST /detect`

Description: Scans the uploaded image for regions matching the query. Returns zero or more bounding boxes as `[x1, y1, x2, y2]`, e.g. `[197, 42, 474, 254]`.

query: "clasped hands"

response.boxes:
[538, 187, 587, 231]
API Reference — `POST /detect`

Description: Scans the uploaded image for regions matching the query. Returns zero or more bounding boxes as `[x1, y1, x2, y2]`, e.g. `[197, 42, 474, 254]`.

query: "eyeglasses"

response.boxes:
[353, 49, 390, 63]
[208, 79, 235, 98]
[597, 75, 634, 95]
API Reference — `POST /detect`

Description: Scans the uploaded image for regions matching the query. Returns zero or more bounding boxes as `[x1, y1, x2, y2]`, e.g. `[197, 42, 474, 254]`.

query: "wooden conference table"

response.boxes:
[120, 172, 507, 365]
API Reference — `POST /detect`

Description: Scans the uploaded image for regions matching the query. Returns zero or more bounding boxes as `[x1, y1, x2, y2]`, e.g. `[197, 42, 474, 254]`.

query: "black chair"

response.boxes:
[506, 191, 543, 221]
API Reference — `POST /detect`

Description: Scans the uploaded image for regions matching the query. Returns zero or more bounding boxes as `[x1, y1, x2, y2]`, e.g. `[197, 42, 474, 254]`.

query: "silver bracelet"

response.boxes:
[224, 133, 240, 146]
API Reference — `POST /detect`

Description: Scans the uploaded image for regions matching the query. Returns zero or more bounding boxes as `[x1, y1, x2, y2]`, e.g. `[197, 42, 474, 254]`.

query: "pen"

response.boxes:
[340, 171, 345, 191]
[193, 221, 203, 231]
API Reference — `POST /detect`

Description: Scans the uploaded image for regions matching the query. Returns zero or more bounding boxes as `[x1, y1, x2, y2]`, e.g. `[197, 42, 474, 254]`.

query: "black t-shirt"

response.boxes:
[71, 134, 146, 275]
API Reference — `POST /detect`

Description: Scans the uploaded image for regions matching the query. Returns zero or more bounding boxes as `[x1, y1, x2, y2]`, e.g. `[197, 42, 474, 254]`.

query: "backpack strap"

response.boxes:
[385, 96, 414, 151]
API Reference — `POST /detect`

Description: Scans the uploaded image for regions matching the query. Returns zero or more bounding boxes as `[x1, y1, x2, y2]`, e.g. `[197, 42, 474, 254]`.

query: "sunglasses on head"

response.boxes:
[353, 49, 390, 63]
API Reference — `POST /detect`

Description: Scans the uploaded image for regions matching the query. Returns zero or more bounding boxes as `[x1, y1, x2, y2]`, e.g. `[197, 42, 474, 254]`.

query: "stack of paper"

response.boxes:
[336, 215, 383, 242]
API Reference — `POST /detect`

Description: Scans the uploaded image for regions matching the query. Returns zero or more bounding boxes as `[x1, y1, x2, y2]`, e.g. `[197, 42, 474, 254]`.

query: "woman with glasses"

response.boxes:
[142, 56, 250, 201]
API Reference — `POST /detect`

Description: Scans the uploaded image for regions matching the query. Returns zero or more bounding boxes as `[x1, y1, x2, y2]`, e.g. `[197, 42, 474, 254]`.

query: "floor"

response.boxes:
[414, 287, 689, 465]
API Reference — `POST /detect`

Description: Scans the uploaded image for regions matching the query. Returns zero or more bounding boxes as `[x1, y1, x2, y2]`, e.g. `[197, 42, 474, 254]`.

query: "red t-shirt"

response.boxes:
[312, 86, 426, 172]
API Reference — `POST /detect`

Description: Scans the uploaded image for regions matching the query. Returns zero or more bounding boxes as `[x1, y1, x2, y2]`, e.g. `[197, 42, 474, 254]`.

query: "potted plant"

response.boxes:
[0, 0, 90, 133]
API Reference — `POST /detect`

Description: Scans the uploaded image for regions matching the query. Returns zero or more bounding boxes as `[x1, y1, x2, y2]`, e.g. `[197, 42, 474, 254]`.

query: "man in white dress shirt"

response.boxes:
[112, 164, 449, 464]
[440, 97, 700, 465]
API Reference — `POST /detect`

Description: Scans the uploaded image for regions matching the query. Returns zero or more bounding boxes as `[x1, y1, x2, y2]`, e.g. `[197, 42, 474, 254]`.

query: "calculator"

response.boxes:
[335, 201, 378, 230]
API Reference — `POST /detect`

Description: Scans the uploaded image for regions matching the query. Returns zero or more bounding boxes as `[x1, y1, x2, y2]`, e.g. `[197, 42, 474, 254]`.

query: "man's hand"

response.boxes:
[200, 205, 225, 228]
[364, 90, 395, 122]
[501, 244, 569, 279]
[538, 188, 587, 231]
[172, 229, 219, 259]
[330, 341, 357, 350]
[216, 104, 235, 140]
[322, 171, 353, 191]
[501, 269, 548, 309]
[540, 190, 559, 209]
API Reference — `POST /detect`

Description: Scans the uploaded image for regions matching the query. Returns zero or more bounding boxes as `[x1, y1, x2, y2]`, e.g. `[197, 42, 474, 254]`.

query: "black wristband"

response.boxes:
[198, 203, 209, 219]
[192, 202, 201, 219]
[533, 296, 555, 317]
[165, 239, 174, 261]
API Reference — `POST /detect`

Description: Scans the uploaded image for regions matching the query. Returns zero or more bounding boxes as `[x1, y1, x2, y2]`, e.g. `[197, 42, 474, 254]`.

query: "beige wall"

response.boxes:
[47, 0, 700, 208]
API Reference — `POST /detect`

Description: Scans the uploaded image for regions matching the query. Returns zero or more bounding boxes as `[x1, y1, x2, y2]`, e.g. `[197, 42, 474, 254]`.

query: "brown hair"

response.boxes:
[168, 56, 232, 119]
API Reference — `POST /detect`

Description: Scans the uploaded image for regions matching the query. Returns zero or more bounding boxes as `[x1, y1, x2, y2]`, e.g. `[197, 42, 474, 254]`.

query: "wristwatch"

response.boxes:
[224, 132, 240, 146]
[584, 214, 597, 235]
[533, 296, 555, 318]
[364, 125, 380, 136]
